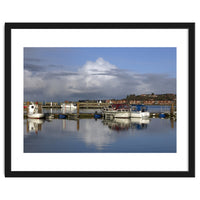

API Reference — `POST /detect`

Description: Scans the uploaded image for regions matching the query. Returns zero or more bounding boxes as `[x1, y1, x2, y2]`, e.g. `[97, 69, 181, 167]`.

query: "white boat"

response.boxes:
[27, 102, 45, 119]
[61, 103, 77, 109]
[103, 104, 131, 118]
[114, 110, 131, 118]
[131, 105, 150, 118]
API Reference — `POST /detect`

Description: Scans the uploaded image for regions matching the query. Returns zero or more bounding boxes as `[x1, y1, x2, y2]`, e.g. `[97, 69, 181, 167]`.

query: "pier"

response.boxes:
[24, 111, 176, 120]
[41, 102, 110, 109]
[79, 102, 109, 109]
[42, 105, 61, 108]
[24, 102, 176, 119]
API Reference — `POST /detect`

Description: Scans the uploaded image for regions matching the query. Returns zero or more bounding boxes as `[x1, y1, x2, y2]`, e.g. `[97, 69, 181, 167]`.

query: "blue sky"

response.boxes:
[24, 47, 176, 102]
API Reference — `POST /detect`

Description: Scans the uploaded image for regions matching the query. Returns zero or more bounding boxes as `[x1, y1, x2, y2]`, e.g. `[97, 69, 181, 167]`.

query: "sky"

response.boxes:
[24, 47, 176, 102]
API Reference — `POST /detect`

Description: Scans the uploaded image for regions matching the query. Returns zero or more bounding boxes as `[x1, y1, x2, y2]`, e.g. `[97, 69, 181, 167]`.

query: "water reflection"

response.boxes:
[76, 119, 115, 150]
[61, 107, 76, 114]
[102, 118, 150, 131]
[170, 118, 174, 129]
[103, 118, 130, 131]
[25, 117, 175, 135]
[130, 118, 150, 130]
[26, 119, 44, 134]
[24, 117, 176, 153]
[62, 119, 80, 132]
[25, 117, 174, 135]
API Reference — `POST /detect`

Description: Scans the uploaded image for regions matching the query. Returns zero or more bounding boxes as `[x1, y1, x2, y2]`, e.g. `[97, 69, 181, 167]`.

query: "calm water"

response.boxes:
[24, 108, 176, 153]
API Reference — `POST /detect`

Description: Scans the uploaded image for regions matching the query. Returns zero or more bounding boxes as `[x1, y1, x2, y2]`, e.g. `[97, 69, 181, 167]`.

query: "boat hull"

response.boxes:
[114, 112, 131, 118]
[28, 113, 45, 119]
[104, 110, 131, 118]
[131, 111, 150, 118]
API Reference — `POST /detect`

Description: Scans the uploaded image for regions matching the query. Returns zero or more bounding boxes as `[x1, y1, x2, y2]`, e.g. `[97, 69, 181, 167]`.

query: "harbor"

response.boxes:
[24, 101, 176, 152]
[24, 101, 176, 120]
[23, 47, 177, 153]
[23, 95, 178, 154]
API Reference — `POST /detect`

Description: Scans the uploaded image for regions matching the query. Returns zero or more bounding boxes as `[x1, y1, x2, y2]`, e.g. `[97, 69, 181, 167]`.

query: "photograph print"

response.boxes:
[5, 23, 195, 177]
[24, 47, 177, 153]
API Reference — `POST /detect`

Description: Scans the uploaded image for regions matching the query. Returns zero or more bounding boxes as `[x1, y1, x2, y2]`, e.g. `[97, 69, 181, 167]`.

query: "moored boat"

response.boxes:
[159, 113, 166, 118]
[94, 112, 102, 119]
[103, 104, 131, 118]
[58, 114, 67, 119]
[61, 103, 77, 109]
[130, 105, 150, 118]
[27, 102, 45, 119]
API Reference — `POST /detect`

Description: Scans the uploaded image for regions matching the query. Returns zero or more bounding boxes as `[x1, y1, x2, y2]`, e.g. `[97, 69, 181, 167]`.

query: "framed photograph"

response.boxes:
[5, 23, 195, 177]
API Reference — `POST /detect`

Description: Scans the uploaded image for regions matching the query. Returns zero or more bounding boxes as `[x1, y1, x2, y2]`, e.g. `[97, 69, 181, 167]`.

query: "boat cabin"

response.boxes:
[131, 104, 148, 112]
[28, 102, 39, 114]
[111, 104, 130, 111]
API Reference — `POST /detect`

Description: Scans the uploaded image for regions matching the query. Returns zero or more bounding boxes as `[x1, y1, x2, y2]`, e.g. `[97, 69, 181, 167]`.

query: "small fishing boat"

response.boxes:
[130, 105, 150, 118]
[103, 104, 131, 118]
[27, 102, 45, 119]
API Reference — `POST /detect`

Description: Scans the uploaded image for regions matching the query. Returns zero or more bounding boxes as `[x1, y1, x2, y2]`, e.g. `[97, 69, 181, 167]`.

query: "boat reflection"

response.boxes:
[62, 118, 80, 131]
[61, 107, 76, 114]
[26, 118, 45, 134]
[102, 117, 150, 131]
[130, 118, 150, 130]
[102, 118, 131, 131]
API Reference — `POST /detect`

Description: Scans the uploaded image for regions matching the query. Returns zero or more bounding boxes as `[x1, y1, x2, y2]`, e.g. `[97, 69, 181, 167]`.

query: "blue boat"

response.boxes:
[94, 113, 102, 119]
[159, 113, 166, 118]
[94, 111, 102, 119]
[130, 104, 150, 118]
[58, 114, 67, 119]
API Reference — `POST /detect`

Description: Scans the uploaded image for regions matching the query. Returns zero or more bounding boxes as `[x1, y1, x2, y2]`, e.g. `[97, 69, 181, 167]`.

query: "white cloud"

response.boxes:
[77, 119, 115, 150]
[24, 57, 176, 101]
[24, 70, 46, 91]
[79, 57, 117, 75]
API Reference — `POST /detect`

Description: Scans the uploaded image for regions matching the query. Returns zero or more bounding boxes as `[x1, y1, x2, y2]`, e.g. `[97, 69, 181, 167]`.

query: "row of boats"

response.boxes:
[102, 104, 150, 118]
[26, 102, 78, 119]
[26, 102, 150, 119]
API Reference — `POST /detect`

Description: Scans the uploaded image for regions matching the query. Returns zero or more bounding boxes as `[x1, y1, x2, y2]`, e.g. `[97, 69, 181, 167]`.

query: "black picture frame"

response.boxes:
[5, 23, 195, 177]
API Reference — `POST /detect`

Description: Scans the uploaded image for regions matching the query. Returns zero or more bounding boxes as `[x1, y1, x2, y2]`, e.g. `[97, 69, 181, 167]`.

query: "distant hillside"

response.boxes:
[126, 93, 176, 102]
